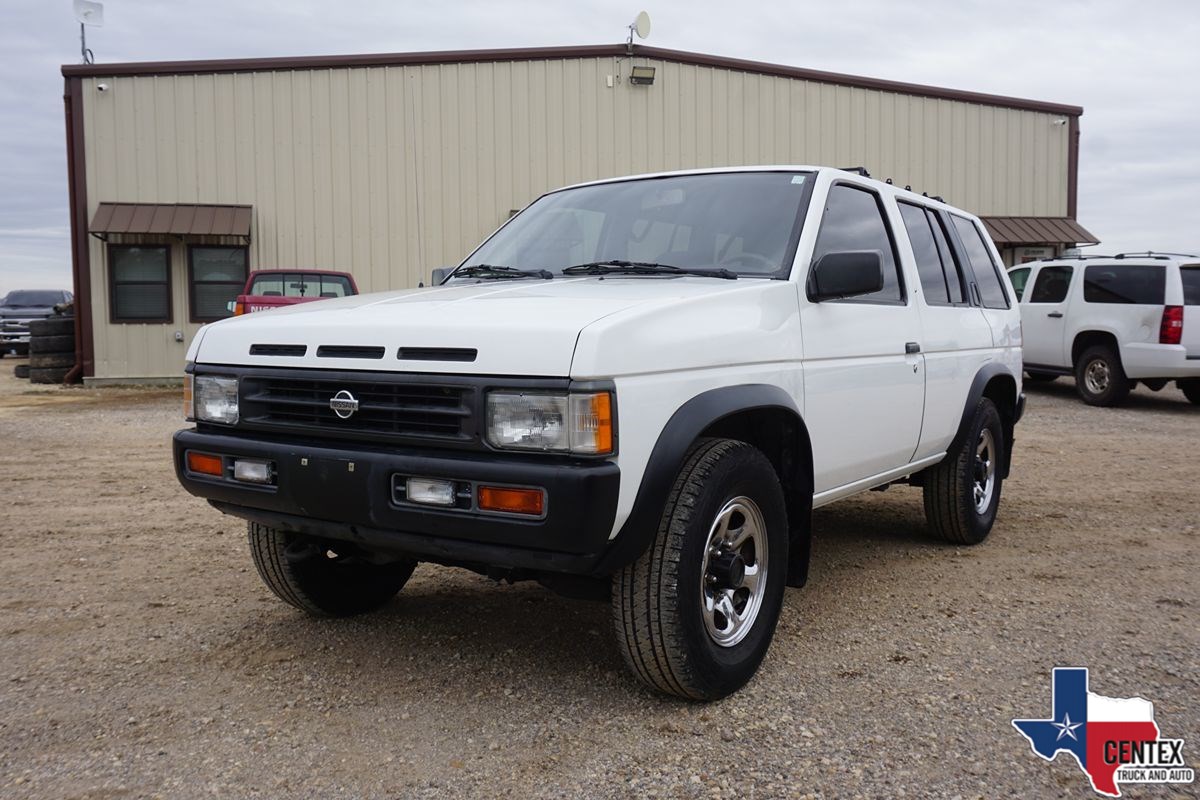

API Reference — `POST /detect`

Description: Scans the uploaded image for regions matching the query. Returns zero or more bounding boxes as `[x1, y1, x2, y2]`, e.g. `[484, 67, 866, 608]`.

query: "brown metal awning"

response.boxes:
[89, 202, 252, 239]
[981, 216, 1098, 247]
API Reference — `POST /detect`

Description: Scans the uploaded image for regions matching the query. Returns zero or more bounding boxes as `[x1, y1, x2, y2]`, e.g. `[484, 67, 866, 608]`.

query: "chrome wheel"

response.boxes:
[1084, 358, 1110, 395]
[701, 496, 768, 648]
[973, 428, 996, 514]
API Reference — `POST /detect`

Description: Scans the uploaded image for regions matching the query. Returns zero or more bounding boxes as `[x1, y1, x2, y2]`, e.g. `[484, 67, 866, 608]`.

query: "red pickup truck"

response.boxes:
[230, 270, 359, 315]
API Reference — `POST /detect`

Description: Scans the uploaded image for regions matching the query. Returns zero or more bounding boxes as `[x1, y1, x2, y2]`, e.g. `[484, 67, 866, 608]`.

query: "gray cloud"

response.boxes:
[2, 0, 1197, 295]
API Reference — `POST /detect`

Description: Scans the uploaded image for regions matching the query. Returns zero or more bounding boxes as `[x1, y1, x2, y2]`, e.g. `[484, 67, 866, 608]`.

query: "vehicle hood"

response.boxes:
[192, 278, 764, 376]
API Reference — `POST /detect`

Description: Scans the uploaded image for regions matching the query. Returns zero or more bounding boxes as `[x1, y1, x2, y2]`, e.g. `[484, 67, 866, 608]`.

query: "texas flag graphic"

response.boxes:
[1013, 667, 1192, 797]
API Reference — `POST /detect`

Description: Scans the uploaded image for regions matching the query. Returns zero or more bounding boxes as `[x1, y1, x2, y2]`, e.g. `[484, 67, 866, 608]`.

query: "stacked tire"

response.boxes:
[27, 317, 75, 384]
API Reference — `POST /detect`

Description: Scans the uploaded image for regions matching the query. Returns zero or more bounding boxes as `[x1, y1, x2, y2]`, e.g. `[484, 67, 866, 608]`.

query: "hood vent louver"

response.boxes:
[397, 347, 478, 363]
[316, 345, 386, 359]
[249, 344, 307, 357]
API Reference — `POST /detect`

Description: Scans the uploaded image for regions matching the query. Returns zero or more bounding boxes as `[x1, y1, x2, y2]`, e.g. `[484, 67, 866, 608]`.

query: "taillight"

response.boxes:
[1160, 305, 1183, 345]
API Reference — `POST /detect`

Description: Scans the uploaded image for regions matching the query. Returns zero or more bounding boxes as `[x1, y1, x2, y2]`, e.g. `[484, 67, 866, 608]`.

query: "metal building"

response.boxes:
[61, 44, 1097, 382]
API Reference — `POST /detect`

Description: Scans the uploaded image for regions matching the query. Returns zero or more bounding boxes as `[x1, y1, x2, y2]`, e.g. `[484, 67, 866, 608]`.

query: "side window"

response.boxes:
[1027, 266, 1073, 303]
[1008, 268, 1031, 301]
[898, 202, 950, 304]
[951, 216, 1010, 309]
[812, 184, 904, 303]
[897, 201, 966, 306]
[1083, 265, 1166, 304]
[927, 211, 965, 303]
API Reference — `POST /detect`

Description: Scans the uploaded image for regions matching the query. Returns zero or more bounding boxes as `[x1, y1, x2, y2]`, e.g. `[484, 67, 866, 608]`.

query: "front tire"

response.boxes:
[247, 523, 416, 616]
[612, 438, 788, 701]
[1075, 345, 1131, 406]
[923, 398, 1005, 545]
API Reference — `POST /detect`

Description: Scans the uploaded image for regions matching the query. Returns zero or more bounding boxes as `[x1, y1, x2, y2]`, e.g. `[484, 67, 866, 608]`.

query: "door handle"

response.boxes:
[1048, 311, 1064, 318]
[905, 342, 921, 354]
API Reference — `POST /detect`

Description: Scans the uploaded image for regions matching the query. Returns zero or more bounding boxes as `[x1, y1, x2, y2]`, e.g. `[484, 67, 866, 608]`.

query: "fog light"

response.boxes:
[186, 451, 224, 477]
[233, 459, 272, 484]
[406, 477, 456, 507]
[478, 485, 545, 516]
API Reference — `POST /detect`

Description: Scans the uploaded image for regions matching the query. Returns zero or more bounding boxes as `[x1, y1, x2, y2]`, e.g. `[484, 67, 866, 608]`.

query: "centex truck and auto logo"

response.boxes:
[1013, 667, 1194, 797]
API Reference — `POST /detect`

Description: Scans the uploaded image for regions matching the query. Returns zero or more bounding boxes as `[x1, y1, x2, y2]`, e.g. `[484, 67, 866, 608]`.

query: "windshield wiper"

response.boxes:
[562, 260, 738, 280]
[451, 264, 553, 280]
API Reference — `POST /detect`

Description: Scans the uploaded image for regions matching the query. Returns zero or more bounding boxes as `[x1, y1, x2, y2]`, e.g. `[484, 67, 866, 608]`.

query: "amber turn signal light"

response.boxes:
[478, 485, 545, 516]
[186, 451, 224, 477]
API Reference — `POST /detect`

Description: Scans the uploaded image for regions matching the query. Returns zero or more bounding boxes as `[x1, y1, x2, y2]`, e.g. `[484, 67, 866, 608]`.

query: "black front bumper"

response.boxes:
[173, 428, 621, 575]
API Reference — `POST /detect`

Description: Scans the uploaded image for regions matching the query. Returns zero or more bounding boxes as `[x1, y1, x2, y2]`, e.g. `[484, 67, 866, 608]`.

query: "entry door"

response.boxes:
[800, 183, 926, 494]
[1021, 265, 1075, 368]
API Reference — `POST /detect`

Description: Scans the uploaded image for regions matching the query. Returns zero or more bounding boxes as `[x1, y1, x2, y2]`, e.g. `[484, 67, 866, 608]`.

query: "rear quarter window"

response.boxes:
[950, 216, 1009, 309]
[1181, 266, 1200, 305]
[1083, 264, 1165, 304]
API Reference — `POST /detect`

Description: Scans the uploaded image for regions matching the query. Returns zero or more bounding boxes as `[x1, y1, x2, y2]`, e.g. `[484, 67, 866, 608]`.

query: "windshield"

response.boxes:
[248, 273, 354, 298]
[4, 290, 64, 307]
[458, 172, 812, 279]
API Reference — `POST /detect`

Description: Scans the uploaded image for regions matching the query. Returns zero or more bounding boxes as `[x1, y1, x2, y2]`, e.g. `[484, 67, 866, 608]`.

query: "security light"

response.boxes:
[629, 66, 656, 86]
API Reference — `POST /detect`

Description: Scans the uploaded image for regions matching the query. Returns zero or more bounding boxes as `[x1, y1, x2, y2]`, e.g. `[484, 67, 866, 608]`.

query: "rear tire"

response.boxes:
[1025, 371, 1058, 383]
[14, 364, 30, 379]
[612, 438, 788, 701]
[247, 522, 417, 617]
[1179, 379, 1200, 405]
[923, 398, 1004, 545]
[1074, 345, 1131, 406]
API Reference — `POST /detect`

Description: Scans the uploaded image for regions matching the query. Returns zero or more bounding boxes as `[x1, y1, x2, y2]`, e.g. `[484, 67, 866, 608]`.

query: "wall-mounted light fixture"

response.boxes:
[629, 65, 656, 86]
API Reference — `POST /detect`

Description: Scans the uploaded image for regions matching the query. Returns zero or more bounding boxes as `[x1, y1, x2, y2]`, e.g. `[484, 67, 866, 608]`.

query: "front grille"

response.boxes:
[240, 375, 475, 444]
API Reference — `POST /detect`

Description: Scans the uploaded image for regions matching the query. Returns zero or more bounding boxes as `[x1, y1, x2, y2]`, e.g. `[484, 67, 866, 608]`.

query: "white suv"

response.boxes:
[174, 166, 1024, 700]
[1009, 254, 1200, 406]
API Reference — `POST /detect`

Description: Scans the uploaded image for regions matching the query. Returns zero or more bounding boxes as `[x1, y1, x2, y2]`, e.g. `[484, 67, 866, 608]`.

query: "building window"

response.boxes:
[189, 245, 248, 322]
[109, 245, 171, 323]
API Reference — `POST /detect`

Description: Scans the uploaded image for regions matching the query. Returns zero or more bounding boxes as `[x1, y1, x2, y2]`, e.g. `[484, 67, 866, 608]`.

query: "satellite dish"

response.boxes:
[74, 0, 104, 26]
[633, 11, 651, 39]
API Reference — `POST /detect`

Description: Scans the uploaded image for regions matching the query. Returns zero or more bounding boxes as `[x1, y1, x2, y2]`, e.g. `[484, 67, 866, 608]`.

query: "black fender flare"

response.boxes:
[948, 363, 1021, 479]
[592, 384, 814, 587]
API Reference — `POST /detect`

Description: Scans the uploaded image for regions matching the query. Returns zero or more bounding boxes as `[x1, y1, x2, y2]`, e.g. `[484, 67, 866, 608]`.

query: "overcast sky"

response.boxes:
[1, 0, 1198, 295]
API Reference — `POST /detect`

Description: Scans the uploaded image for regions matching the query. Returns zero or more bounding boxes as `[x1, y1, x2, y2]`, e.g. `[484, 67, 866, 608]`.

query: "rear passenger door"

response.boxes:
[896, 202, 995, 461]
[799, 182, 926, 495]
[1021, 265, 1075, 368]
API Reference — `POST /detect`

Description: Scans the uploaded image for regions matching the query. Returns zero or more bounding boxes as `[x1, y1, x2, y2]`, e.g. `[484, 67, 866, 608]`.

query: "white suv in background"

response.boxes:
[1009, 253, 1200, 406]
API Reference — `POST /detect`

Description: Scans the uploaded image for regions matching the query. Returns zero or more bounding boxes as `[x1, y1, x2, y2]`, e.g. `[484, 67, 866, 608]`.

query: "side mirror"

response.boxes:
[430, 267, 452, 285]
[807, 251, 884, 302]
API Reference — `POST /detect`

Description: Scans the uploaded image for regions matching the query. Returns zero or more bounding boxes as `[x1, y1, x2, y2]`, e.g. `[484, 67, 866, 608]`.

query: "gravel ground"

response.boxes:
[1, 363, 1197, 799]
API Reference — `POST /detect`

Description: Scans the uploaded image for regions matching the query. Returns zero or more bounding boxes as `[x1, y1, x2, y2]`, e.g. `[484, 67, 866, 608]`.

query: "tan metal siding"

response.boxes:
[81, 56, 1071, 378]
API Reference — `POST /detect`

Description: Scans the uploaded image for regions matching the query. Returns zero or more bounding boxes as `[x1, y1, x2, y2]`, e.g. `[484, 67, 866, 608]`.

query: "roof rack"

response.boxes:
[1113, 251, 1198, 259]
[838, 166, 871, 177]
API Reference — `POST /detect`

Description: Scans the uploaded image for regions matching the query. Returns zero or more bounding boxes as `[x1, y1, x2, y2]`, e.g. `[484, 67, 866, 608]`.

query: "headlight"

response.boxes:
[486, 391, 614, 455]
[194, 375, 239, 425]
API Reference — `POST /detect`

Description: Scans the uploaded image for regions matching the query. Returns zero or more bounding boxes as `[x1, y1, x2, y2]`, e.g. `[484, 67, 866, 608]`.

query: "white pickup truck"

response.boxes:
[175, 166, 1024, 700]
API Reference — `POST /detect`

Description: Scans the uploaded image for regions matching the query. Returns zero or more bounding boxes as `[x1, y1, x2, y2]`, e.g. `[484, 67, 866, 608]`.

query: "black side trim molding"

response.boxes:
[946, 364, 1020, 479]
[593, 384, 812, 585]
